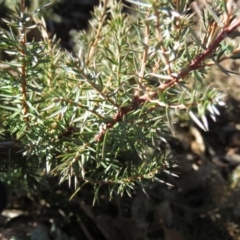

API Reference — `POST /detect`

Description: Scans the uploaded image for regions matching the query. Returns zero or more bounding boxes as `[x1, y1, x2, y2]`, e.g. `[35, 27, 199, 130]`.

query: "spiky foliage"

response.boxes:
[0, 0, 239, 200]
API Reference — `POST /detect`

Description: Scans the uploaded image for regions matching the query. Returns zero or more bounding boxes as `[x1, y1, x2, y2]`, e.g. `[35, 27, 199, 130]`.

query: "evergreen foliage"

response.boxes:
[1, 0, 240, 201]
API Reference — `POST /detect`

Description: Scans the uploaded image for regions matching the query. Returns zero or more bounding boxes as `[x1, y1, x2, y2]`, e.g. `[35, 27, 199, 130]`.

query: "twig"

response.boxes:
[135, 10, 150, 97]
[20, 0, 28, 122]
[86, 0, 109, 66]
[153, 2, 172, 76]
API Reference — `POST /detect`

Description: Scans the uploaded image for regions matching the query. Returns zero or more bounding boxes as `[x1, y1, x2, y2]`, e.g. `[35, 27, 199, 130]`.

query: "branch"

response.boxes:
[95, 17, 240, 142]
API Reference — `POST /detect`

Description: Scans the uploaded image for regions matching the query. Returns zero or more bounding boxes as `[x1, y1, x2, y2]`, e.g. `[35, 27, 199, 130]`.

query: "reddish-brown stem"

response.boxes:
[95, 17, 240, 142]
[157, 18, 240, 91]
